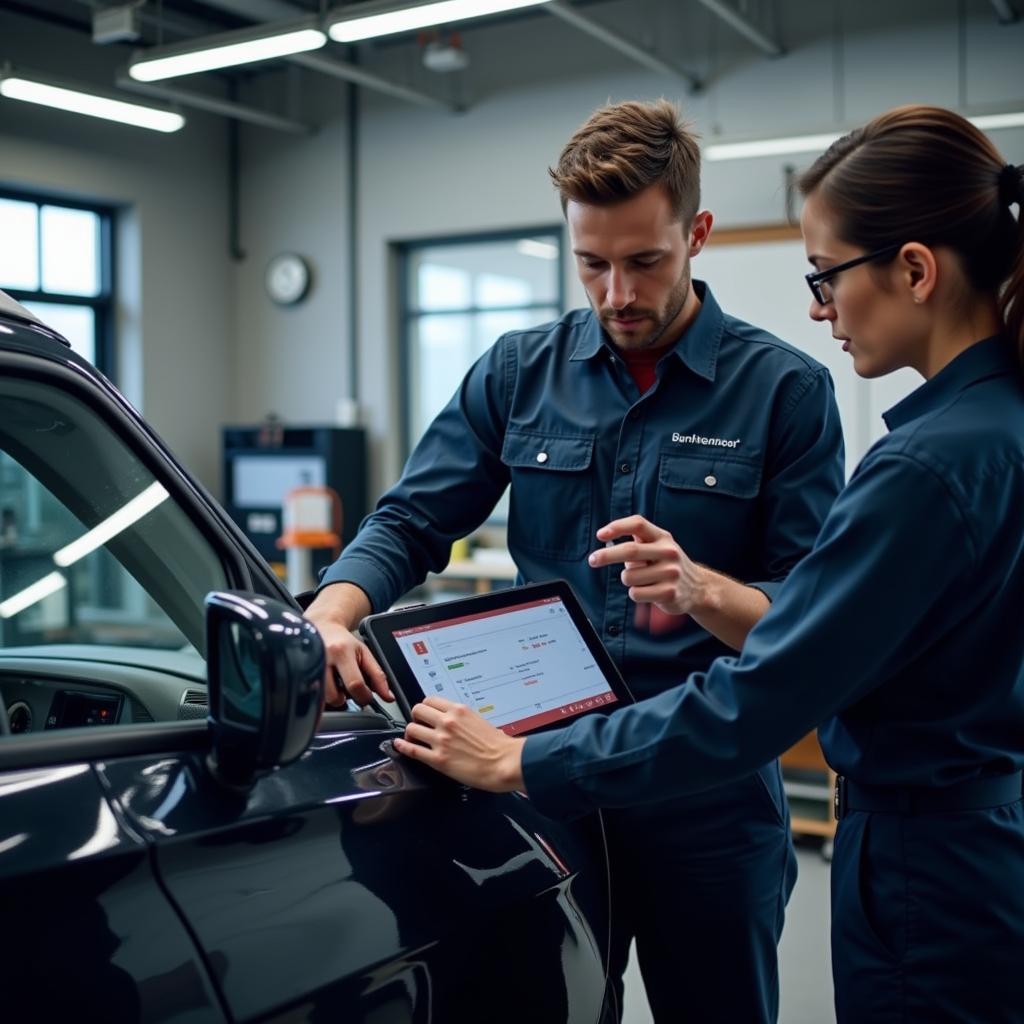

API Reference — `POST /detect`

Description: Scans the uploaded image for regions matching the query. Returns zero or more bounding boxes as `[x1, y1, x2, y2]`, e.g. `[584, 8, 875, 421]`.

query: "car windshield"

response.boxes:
[0, 373, 229, 657]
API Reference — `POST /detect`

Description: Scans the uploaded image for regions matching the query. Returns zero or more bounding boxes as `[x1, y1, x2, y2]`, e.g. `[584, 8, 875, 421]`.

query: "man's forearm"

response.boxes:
[304, 581, 373, 631]
[689, 568, 770, 651]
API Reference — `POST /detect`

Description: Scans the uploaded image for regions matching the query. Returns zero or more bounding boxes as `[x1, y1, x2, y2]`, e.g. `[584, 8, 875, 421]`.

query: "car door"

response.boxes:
[0, 305, 612, 1022]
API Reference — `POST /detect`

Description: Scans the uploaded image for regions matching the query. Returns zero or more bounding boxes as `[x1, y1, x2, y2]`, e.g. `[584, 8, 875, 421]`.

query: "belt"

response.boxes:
[834, 771, 1023, 821]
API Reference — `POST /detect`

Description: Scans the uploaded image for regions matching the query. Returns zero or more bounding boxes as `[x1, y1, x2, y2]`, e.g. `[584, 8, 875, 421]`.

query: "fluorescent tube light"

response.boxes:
[53, 482, 170, 568]
[129, 19, 326, 82]
[704, 111, 1024, 162]
[705, 132, 842, 162]
[516, 239, 559, 260]
[0, 71, 184, 133]
[0, 572, 67, 620]
[328, 0, 553, 43]
[969, 112, 1024, 131]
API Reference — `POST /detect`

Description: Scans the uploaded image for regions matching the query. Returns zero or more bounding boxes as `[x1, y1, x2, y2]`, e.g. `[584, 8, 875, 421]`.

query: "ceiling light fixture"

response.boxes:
[704, 111, 1024, 161]
[53, 482, 170, 569]
[516, 239, 559, 260]
[327, 0, 553, 44]
[128, 18, 326, 82]
[0, 66, 184, 132]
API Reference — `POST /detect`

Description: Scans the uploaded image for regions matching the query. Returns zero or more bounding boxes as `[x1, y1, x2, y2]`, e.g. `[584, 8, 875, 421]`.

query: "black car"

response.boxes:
[0, 290, 613, 1022]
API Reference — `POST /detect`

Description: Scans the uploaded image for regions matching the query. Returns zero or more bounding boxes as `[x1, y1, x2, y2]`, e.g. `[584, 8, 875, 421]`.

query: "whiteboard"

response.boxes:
[696, 230, 921, 479]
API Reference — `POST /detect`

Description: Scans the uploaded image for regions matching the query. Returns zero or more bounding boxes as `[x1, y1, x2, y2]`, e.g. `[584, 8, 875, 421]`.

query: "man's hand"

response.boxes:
[304, 583, 393, 707]
[587, 515, 770, 651]
[393, 697, 526, 792]
[588, 514, 708, 615]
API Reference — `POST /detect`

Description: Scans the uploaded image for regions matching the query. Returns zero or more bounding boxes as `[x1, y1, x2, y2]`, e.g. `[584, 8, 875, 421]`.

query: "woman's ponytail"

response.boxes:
[998, 164, 1024, 373]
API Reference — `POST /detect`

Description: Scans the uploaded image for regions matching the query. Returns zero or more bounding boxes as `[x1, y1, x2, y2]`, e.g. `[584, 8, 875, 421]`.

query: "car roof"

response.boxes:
[0, 289, 43, 325]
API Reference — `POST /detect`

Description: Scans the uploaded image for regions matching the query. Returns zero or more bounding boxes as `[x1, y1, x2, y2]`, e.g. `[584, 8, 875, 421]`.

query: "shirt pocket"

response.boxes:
[653, 452, 762, 567]
[500, 429, 595, 561]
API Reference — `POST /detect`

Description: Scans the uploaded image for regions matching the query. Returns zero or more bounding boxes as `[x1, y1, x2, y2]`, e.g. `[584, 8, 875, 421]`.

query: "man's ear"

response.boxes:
[689, 211, 714, 257]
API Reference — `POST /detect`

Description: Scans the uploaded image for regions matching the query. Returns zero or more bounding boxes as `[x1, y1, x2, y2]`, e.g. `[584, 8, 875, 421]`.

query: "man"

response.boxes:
[306, 99, 844, 1022]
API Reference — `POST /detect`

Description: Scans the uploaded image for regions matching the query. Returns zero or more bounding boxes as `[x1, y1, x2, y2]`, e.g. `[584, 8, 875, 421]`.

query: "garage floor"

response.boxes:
[622, 844, 834, 1024]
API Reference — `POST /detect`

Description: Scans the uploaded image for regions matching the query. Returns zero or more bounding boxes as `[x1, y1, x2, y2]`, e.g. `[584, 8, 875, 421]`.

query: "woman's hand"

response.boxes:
[393, 697, 526, 792]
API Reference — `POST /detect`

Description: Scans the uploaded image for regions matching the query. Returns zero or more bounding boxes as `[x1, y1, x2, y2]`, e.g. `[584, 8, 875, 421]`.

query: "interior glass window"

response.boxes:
[0, 375, 228, 657]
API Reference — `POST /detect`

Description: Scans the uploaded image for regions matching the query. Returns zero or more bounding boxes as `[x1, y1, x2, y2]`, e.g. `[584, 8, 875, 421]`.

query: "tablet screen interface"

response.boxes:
[392, 594, 619, 735]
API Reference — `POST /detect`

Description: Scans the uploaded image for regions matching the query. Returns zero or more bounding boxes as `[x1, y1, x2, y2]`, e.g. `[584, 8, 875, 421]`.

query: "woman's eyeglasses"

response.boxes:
[805, 244, 903, 305]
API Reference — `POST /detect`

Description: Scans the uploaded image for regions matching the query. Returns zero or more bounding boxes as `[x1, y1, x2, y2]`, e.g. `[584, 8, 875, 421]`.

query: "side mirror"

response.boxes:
[204, 590, 325, 788]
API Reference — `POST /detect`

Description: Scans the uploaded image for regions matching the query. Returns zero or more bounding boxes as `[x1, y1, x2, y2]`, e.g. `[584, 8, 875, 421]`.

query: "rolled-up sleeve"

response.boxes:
[748, 365, 844, 601]
[318, 336, 513, 612]
[521, 452, 974, 819]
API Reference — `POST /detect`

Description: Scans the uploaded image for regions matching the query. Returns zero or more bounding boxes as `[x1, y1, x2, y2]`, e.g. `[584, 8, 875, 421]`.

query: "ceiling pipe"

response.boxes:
[545, 0, 701, 90]
[694, 0, 784, 57]
[117, 75, 316, 133]
[989, 0, 1019, 23]
[191, 0, 458, 110]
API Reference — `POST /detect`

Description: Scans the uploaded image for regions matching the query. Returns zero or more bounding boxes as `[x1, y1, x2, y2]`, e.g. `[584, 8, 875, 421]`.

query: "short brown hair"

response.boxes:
[799, 104, 1024, 371]
[550, 99, 701, 224]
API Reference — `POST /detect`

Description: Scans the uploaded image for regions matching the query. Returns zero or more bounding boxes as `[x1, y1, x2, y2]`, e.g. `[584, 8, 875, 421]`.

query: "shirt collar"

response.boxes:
[568, 279, 724, 382]
[883, 335, 1015, 431]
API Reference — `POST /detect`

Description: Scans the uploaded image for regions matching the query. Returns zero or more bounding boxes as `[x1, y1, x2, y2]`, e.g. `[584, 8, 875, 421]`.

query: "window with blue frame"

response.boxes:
[399, 228, 564, 460]
[0, 191, 114, 376]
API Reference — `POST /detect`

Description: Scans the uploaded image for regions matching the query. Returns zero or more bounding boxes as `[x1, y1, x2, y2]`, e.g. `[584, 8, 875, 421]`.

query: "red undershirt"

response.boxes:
[619, 345, 664, 394]
[616, 343, 690, 636]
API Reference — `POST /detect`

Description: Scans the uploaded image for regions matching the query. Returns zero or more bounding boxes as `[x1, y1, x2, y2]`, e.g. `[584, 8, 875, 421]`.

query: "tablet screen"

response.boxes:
[391, 593, 620, 735]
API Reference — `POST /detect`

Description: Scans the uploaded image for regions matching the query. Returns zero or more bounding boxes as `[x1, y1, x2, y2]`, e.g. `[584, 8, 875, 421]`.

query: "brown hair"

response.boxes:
[798, 104, 1024, 369]
[550, 99, 701, 224]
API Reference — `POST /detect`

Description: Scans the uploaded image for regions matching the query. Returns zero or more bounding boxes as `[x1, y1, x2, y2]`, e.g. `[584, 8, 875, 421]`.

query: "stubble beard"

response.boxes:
[598, 262, 692, 352]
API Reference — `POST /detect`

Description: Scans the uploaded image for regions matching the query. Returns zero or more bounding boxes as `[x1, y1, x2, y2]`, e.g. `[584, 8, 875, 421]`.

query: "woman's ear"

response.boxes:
[899, 243, 937, 304]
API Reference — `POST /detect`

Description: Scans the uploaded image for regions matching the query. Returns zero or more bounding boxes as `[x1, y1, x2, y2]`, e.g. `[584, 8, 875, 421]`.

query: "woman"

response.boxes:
[394, 106, 1024, 1022]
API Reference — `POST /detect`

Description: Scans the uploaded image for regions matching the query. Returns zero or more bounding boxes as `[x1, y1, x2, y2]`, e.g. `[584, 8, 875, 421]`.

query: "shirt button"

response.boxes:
[620, 462, 631, 474]
[536, 452, 548, 464]
[607, 624, 621, 637]
[704, 474, 717, 487]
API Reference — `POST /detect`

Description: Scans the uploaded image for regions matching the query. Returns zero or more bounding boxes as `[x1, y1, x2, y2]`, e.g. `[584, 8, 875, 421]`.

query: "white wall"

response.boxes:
[0, 16, 233, 492]
[349, 2, 1024, 493]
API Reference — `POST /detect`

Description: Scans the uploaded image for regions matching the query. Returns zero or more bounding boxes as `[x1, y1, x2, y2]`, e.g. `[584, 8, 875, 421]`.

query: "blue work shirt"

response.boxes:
[322, 281, 844, 702]
[522, 336, 1024, 817]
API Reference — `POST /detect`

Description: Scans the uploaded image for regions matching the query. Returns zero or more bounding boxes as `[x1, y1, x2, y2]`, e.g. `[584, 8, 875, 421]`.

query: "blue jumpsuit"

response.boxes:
[522, 335, 1024, 1023]
[322, 282, 845, 1021]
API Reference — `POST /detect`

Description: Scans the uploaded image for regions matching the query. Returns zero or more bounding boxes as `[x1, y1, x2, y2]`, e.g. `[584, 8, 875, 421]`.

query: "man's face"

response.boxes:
[567, 184, 711, 351]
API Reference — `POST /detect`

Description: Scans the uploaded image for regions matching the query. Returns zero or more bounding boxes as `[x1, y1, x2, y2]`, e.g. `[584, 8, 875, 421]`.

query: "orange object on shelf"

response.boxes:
[276, 485, 342, 557]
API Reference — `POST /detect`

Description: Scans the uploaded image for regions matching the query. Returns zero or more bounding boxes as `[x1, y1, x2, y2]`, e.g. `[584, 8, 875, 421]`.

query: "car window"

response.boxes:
[0, 375, 229, 659]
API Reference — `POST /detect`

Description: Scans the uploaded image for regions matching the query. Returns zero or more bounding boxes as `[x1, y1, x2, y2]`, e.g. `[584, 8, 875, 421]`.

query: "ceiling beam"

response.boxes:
[694, 0, 784, 57]
[189, 0, 458, 110]
[116, 76, 316, 133]
[989, 0, 1019, 23]
[545, 0, 701, 90]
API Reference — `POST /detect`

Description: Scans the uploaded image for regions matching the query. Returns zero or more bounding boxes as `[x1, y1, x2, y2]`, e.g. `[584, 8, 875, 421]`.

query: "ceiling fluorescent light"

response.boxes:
[704, 132, 841, 162]
[0, 572, 67, 620]
[328, 0, 553, 44]
[53, 482, 170, 568]
[705, 111, 1024, 162]
[969, 111, 1024, 131]
[129, 18, 326, 82]
[516, 239, 559, 260]
[0, 68, 184, 132]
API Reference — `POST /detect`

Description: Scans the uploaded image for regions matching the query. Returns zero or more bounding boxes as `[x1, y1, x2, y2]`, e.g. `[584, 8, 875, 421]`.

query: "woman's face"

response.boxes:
[800, 192, 922, 379]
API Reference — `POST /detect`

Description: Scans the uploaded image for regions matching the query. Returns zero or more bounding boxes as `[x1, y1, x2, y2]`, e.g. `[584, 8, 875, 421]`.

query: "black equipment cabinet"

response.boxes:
[222, 425, 368, 576]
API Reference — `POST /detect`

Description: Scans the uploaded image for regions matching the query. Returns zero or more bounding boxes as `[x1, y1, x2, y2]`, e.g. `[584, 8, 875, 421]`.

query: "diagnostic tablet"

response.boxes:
[360, 580, 633, 736]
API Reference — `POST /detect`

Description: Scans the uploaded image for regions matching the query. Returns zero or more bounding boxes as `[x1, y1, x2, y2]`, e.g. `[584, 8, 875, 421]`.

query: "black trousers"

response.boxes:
[604, 759, 797, 1023]
[832, 797, 1024, 1023]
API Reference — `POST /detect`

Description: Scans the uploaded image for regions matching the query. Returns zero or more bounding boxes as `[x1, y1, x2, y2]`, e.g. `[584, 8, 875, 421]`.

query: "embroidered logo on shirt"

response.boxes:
[671, 432, 742, 449]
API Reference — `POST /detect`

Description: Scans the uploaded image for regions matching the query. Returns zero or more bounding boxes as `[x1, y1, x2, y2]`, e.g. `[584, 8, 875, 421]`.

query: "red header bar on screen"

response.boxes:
[393, 596, 563, 637]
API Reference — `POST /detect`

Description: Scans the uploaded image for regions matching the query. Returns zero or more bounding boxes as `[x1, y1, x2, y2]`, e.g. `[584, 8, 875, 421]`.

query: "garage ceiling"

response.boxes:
[0, 0, 1018, 130]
